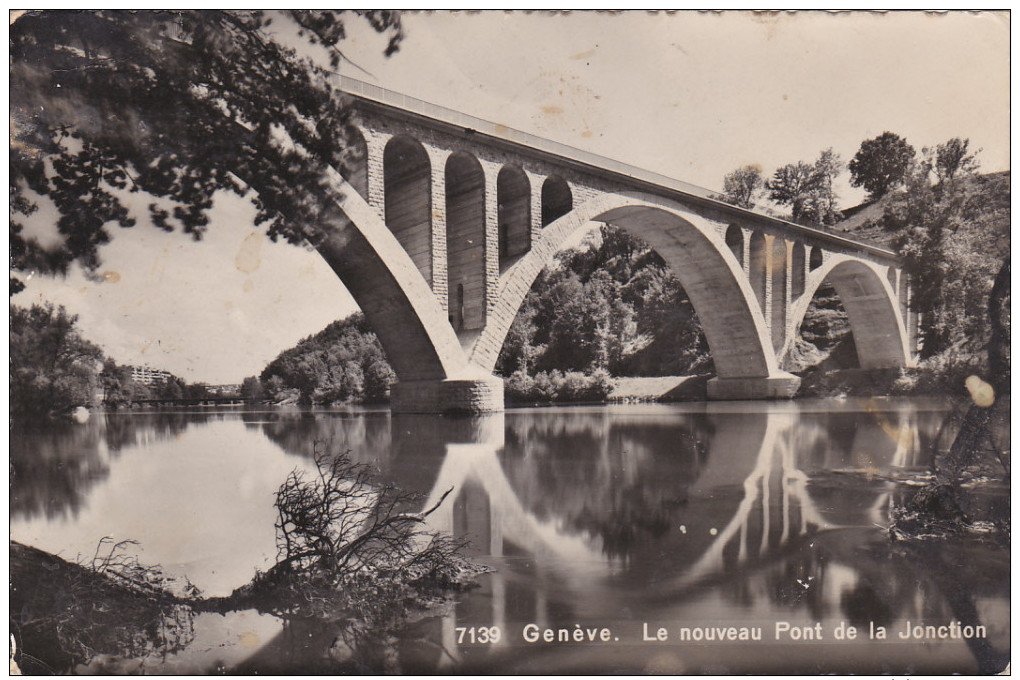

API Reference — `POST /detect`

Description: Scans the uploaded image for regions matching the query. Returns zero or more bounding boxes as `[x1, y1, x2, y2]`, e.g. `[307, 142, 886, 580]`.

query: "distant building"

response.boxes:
[131, 366, 172, 386]
[206, 384, 241, 397]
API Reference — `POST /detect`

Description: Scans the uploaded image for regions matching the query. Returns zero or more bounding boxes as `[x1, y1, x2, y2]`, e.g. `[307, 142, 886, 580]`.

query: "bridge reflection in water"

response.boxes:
[366, 403, 1007, 674]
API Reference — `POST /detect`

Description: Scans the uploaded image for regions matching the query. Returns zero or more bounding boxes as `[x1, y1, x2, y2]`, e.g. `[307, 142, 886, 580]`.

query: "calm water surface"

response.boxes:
[10, 399, 1010, 674]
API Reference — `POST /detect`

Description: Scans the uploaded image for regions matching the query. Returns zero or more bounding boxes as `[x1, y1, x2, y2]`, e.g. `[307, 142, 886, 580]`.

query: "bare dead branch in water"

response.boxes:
[273, 449, 465, 583]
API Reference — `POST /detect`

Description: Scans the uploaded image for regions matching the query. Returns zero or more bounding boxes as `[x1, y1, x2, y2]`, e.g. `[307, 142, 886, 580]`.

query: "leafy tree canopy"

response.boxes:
[717, 165, 764, 209]
[10, 303, 104, 419]
[765, 148, 843, 226]
[10, 10, 402, 293]
[849, 131, 915, 200]
[766, 161, 816, 224]
[496, 224, 711, 379]
[260, 313, 396, 405]
[879, 142, 1009, 365]
[931, 137, 980, 184]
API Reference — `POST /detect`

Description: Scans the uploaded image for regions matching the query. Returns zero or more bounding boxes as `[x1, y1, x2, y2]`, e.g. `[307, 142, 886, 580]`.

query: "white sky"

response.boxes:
[13, 10, 1010, 384]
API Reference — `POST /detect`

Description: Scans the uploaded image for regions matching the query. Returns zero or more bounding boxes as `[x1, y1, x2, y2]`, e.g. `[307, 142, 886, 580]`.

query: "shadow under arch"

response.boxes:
[470, 192, 793, 391]
[783, 256, 910, 369]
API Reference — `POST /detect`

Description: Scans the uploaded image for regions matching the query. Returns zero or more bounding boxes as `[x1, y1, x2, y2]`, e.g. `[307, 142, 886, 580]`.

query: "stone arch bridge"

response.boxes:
[312, 76, 917, 413]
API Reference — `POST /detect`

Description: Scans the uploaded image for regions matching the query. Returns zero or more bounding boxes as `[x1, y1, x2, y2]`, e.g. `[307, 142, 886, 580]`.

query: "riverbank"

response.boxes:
[13, 362, 1002, 425]
[10, 538, 482, 674]
[608, 375, 711, 402]
[509, 364, 990, 406]
[10, 541, 195, 673]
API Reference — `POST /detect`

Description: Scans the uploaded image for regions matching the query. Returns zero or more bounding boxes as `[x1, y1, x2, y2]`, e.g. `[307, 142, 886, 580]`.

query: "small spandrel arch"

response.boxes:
[340, 127, 369, 201]
[541, 176, 572, 227]
[446, 152, 487, 332]
[791, 242, 806, 298]
[725, 224, 744, 264]
[748, 231, 767, 311]
[809, 246, 824, 271]
[498, 165, 531, 272]
[383, 135, 432, 284]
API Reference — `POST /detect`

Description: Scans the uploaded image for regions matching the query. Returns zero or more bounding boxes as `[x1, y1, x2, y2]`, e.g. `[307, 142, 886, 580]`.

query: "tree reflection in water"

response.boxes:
[248, 407, 392, 465]
[10, 411, 208, 521]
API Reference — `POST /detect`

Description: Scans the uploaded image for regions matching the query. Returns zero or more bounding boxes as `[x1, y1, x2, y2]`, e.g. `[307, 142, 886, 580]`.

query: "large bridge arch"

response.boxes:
[784, 255, 911, 369]
[312, 168, 502, 413]
[470, 192, 800, 398]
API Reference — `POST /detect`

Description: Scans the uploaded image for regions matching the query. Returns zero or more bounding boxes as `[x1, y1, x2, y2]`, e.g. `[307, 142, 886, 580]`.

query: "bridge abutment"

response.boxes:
[390, 372, 504, 415]
[706, 373, 801, 400]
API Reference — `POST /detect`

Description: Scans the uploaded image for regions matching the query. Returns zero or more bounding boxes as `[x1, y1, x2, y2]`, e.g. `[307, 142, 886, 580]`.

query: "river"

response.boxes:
[9, 398, 1010, 674]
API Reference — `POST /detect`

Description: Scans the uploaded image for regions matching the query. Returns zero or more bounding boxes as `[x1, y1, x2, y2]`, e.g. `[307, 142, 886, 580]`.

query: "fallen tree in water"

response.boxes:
[212, 451, 479, 665]
[11, 450, 478, 673]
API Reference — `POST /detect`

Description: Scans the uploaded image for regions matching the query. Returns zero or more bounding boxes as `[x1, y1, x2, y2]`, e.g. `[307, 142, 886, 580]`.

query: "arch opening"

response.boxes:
[498, 165, 531, 272]
[791, 243, 806, 299]
[495, 224, 712, 381]
[770, 237, 788, 352]
[446, 152, 487, 333]
[453, 283, 465, 332]
[785, 282, 857, 372]
[748, 231, 767, 313]
[541, 176, 572, 227]
[475, 194, 785, 390]
[785, 259, 908, 372]
[808, 246, 823, 271]
[383, 136, 432, 285]
[725, 224, 744, 266]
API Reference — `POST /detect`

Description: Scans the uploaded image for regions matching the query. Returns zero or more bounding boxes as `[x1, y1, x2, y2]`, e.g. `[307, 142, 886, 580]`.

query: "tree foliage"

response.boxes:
[100, 359, 154, 407]
[879, 145, 1008, 363]
[766, 162, 816, 223]
[932, 137, 980, 184]
[808, 147, 843, 226]
[497, 224, 711, 380]
[10, 10, 402, 290]
[11, 301, 220, 420]
[717, 164, 764, 209]
[10, 303, 105, 420]
[260, 313, 396, 405]
[765, 148, 843, 226]
[849, 131, 915, 200]
[241, 376, 264, 402]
